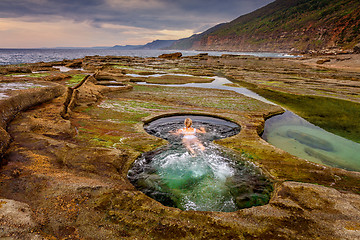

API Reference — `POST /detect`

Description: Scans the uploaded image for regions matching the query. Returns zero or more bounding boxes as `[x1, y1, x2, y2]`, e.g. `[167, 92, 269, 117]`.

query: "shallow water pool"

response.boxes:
[262, 111, 360, 172]
[0, 81, 47, 100]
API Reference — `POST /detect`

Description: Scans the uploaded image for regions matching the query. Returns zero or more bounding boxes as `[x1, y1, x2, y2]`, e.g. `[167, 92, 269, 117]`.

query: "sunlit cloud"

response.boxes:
[157, 29, 196, 39]
[105, 0, 165, 10]
[0, 0, 274, 48]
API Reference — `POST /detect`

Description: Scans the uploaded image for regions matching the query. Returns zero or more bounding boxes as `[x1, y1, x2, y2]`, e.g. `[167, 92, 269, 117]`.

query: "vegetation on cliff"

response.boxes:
[170, 0, 360, 53]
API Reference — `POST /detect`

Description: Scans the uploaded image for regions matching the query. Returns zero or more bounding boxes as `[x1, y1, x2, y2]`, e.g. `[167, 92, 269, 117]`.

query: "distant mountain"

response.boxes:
[111, 40, 176, 50]
[170, 0, 360, 53]
[53, 47, 110, 49]
[111, 45, 144, 50]
[137, 40, 176, 50]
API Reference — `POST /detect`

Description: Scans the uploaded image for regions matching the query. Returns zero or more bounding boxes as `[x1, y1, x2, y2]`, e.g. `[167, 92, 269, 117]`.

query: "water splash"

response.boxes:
[128, 115, 272, 212]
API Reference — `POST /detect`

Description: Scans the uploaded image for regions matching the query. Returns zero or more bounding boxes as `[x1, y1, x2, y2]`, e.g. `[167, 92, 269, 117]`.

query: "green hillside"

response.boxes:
[171, 0, 360, 53]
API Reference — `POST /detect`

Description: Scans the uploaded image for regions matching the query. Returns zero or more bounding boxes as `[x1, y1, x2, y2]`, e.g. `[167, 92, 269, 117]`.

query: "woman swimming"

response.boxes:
[173, 118, 206, 156]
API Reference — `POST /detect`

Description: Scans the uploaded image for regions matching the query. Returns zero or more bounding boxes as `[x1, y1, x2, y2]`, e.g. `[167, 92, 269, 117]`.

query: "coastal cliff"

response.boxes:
[170, 0, 360, 53]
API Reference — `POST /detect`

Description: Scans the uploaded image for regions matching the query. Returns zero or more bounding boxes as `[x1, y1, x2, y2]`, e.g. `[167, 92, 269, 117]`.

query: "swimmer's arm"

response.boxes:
[197, 127, 206, 133]
[170, 129, 182, 135]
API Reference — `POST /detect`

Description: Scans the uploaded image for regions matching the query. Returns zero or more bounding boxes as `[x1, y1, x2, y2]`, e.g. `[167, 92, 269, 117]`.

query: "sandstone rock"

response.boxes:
[65, 60, 83, 68]
[316, 58, 331, 64]
[0, 199, 42, 239]
[94, 71, 128, 82]
[262, 181, 360, 239]
[0, 127, 10, 158]
[44, 73, 69, 81]
[354, 43, 360, 54]
[0, 67, 32, 75]
[0, 85, 65, 128]
[158, 52, 182, 59]
[191, 53, 209, 60]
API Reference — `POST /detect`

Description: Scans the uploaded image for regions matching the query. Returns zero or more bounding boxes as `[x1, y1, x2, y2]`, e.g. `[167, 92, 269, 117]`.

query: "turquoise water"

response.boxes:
[128, 115, 272, 212]
[262, 111, 360, 172]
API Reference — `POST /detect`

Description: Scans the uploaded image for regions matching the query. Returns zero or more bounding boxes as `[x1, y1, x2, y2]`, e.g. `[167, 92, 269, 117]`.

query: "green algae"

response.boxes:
[255, 88, 360, 143]
[113, 65, 159, 75]
[130, 85, 273, 113]
[67, 74, 87, 86]
[72, 99, 170, 152]
[100, 99, 172, 112]
[227, 79, 360, 143]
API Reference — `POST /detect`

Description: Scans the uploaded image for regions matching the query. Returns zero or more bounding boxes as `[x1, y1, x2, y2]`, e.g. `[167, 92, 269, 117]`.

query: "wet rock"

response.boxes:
[0, 127, 10, 158]
[65, 60, 83, 68]
[190, 53, 209, 60]
[44, 73, 70, 81]
[95, 81, 127, 86]
[316, 58, 331, 64]
[31, 66, 56, 72]
[286, 130, 334, 151]
[158, 52, 182, 59]
[94, 71, 129, 82]
[0, 67, 32, 75]
[354, 43, 360, 54]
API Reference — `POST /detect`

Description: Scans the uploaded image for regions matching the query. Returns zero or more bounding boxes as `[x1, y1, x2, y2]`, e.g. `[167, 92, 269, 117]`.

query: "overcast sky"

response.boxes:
[0, 0, 274, 48]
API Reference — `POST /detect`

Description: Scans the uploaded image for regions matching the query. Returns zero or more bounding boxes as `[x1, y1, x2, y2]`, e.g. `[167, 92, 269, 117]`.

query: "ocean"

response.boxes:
[0, 48, 296, 65]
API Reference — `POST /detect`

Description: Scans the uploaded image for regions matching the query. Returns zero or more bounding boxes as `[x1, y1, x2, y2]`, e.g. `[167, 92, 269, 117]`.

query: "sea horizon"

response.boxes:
[0, 48, 298, 66]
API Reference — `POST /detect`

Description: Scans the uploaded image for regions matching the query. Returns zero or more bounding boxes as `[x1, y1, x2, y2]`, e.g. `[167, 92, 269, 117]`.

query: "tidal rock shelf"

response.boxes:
[0, 55, 359, 239]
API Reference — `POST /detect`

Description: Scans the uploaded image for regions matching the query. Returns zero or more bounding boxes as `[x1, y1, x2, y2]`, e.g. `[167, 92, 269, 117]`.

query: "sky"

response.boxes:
[0, 0, 274, 48]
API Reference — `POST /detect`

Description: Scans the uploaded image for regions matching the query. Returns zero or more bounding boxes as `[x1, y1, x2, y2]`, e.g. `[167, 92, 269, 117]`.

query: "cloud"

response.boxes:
[0, 0, 274, 47]
[0, 0, 273, 28]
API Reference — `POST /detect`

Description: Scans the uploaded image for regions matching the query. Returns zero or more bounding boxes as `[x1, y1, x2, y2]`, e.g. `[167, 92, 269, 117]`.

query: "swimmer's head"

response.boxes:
[184, 118, 192, 128]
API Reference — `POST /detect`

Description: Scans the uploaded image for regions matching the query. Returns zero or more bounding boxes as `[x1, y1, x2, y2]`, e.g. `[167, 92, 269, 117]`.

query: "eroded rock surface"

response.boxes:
[0, 199, 42, 239]
[0, 55, 359, 239]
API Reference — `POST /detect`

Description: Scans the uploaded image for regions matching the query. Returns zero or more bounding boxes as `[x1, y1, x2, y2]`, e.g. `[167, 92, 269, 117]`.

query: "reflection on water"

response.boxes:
[262, 111, 360, 172]
[0, 82, 46, 100]
[53, 66, 83, 72]
[137, 75, 274, 104]
[0, 92, 8, 99]
[128, 115, 272, 212]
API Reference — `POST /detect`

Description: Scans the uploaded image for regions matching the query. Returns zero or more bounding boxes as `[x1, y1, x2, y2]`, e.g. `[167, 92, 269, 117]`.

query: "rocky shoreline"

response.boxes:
[0, 53, 359, 239]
